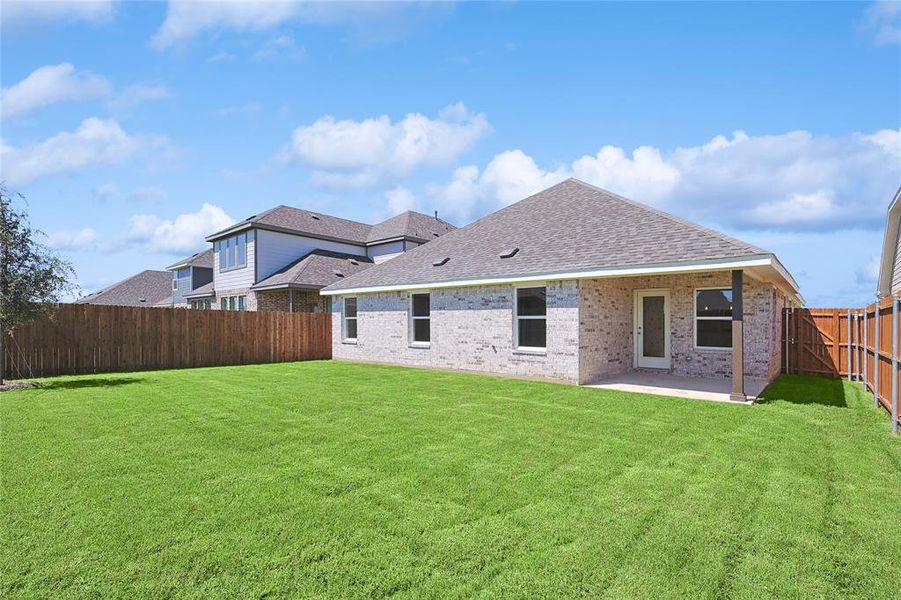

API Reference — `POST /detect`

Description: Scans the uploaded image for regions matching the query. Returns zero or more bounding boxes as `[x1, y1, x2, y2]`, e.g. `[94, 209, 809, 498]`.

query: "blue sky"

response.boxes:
[1, 0, 899, 307]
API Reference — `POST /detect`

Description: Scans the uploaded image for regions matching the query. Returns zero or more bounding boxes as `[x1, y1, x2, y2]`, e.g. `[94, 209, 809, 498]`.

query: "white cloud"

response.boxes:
[152, 0, 303, 48]
[45, 227, 98, 251]
[856, 255, 881, 285]
[384, 185, 417, 216]
[92, 182, 118, 202]
[128, 203, 234, 253]
[0, 117, 168, 187]
[427, 127, 901, 231]
[152, 0, 445, 49]
[253, 34, 305, 60]
[108, 83, 171, 109]
[865, 1, 901, 45]
[0, 0, 116, 28]
[282, 102, 490, 188]
[1, 63, 110, 119]
[1, 63, 171, 118]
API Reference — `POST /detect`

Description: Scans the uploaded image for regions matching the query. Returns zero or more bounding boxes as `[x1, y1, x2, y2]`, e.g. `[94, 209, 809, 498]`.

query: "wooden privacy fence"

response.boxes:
[2, 303, 332, 378]
[784, 300, 899, 434]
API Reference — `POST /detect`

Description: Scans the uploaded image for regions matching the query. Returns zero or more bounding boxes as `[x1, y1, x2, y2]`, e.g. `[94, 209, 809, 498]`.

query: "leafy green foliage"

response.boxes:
[2, 363, 899, 597]
[0, 186, 75, 331]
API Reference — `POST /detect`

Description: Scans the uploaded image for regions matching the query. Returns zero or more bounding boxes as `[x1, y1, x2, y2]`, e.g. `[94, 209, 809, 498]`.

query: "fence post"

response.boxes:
[847, 309, 852, 381]
[893, 297, 899, 435]
[875, 301, 881, 408]
[863, 306, 867, 392]
[784, 307, 790, 375]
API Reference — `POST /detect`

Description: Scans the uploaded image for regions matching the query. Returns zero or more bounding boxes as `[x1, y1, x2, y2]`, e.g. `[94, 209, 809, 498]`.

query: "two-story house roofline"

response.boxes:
[205, 205, 372, 245]
[166, 248, 215, 309]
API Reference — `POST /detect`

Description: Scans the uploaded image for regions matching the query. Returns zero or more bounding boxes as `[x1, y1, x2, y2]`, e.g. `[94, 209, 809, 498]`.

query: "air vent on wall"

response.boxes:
[499, 247, 520, 258]
[432, 257, 450, 267]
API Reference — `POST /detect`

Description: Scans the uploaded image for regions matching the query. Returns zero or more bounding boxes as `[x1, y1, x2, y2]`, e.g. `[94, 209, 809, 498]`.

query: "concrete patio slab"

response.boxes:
[584, 372, 768, 404]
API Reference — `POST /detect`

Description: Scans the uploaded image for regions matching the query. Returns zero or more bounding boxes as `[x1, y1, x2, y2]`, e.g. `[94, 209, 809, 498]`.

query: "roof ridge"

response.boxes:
[276, 204, 373, 229]
[566, 178, 766, 255]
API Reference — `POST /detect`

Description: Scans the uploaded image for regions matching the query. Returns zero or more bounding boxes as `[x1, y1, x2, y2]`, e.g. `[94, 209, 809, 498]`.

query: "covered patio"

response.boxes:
[585, 371, 769, 404]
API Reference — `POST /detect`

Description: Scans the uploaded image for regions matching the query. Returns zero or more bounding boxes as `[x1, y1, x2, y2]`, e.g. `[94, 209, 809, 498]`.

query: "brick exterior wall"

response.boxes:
[332, 280, 581, 382]
[578, 272, 784, 384]
[332, 271, 785, 386]
[256, 289, 330, 313]
[213, 288, 257, 311]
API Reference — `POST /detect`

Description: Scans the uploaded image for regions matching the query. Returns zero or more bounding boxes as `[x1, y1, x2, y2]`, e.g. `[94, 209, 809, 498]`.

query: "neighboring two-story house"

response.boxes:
[203, 207, 455, 312]
[163, 249, 215, 308]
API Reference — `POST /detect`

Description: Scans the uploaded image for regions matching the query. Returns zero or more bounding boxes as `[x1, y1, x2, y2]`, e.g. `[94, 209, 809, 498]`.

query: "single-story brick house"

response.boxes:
[321, 179, 803, 400]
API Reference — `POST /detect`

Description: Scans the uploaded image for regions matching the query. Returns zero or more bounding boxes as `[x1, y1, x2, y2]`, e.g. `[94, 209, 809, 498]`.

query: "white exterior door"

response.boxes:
[634, 290, 671, 369]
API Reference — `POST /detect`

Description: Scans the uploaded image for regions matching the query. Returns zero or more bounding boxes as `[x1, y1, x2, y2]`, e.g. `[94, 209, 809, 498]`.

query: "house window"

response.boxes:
[515, 286, 546, 350]
[221, 297, 227, 310]
[343, 297, 358, 341]
[229, 296, 236, 311]
[238, 295, 247, 311]
[172, 272, 178, 290]
[695, 288, 733, 349]
[217, 233, 249, 271]
[410, 292, 430, 345]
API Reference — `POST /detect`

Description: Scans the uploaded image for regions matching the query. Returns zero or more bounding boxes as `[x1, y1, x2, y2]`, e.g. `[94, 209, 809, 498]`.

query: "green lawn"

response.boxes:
[2, 362, 900, 598]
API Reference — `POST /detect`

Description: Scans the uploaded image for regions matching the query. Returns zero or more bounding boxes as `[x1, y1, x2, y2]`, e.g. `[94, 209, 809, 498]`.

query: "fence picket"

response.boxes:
[2, 304, 331, 378]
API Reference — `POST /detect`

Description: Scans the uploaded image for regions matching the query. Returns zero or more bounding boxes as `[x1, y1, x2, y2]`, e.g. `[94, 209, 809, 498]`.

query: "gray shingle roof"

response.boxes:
[166, 248, 214, 270]
[367, 211, 456, 244]
[206, 203, 456, 247]
[184, 281, 214, 298]
[322, 179, 770, 293]
[251, 250, 374, 291]
[76, 270, 172, 307]
[206, 205, 372, 244]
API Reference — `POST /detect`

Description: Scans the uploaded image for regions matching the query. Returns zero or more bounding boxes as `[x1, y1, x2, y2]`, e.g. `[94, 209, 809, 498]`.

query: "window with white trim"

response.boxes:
[343, 297, 358, 341]
[695, 288, 733, 349]
[410, 293, 430, 345]
[515, 286, 546, 350]
[221, 297, 227, 310]
[172, 272, 178, 290]
[238, 295, 247, 311]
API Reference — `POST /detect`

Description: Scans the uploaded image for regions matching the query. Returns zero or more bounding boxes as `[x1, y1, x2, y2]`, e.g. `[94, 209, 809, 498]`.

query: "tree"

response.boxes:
[0, 186, 75, 384]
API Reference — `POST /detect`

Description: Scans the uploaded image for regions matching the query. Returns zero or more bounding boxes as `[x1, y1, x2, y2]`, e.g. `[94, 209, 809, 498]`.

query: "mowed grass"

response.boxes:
[2, 362, 900, 598]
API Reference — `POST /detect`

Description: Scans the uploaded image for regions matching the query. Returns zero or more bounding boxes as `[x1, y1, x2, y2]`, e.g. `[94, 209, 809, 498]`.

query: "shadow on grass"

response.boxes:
[41, 377, 145, 391]
[756, 375, 849, 408]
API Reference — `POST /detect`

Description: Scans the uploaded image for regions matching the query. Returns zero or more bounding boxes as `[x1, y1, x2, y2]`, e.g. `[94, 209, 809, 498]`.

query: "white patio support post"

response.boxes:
[730, 269, 746, 402]
[892, 297, 899, 435]
[875, 301, 881, 408]
[847, 309, 852, 381]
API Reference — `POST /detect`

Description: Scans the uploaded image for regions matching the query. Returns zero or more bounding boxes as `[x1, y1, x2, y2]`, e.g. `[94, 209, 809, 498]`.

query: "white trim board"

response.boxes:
[321, 255, 800, 302]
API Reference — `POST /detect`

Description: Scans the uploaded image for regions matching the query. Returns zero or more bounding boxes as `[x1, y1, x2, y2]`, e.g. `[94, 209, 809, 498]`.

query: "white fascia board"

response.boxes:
[320, 255, 782, 296]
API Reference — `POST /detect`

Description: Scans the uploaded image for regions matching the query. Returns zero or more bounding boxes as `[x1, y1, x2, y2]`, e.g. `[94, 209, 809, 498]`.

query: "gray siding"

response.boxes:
[256, 229, 365, 281]
[892, 226, 901, 294]
[171, 268, 190, 305]
[214, 233, 256, 291]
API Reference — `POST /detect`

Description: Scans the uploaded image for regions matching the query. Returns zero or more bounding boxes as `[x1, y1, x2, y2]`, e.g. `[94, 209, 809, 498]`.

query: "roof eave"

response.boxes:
[876, 187, 901, 299]
[251, 282, 325, 292]
[321, 254, 797, 297]
[207, 222, 368, 246]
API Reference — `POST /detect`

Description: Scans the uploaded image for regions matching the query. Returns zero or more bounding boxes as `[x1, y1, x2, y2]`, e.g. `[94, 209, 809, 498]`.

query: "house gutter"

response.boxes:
[321, 254, 803, 303]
